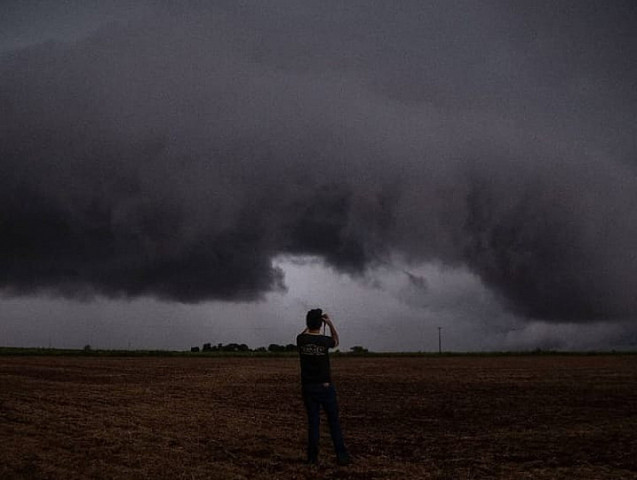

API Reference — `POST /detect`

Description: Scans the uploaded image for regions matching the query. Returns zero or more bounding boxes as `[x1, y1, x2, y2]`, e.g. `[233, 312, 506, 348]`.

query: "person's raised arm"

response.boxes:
[322, 314, 339, 348]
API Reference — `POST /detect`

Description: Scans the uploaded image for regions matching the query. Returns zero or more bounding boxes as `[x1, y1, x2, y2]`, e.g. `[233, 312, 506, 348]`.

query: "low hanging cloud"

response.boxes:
[1, 1, 636, 323]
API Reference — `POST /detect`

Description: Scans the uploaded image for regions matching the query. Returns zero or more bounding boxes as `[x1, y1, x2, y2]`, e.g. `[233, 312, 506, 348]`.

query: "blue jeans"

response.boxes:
[302, 383, 348, 461]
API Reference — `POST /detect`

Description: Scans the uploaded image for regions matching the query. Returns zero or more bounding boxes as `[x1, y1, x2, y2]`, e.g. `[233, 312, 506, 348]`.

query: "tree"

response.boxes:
[350, 346, 369, 355]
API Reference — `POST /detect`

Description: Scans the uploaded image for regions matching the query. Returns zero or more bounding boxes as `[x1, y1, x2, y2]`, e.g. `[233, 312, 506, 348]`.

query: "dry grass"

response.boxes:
[1, 355, 637, 479]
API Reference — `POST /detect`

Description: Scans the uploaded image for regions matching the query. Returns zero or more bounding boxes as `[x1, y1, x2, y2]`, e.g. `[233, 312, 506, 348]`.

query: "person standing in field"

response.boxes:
[297, 308, 350, 466]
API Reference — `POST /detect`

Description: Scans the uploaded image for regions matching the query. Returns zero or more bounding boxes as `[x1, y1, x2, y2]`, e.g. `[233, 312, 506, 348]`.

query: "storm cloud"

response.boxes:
[1, 1, 636, 323]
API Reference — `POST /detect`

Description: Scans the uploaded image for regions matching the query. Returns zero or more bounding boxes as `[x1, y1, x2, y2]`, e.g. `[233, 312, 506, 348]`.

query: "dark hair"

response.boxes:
[306, 308, 324, 330]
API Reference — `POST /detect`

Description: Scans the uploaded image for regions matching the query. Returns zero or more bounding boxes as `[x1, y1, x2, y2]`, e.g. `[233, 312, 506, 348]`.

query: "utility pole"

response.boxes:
[438, 327, 442, 354]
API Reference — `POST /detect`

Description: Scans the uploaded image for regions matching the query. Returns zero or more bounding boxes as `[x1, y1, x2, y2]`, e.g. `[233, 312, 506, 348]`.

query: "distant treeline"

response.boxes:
[190, 343, 371, 354]
[191, 343, 298, 353]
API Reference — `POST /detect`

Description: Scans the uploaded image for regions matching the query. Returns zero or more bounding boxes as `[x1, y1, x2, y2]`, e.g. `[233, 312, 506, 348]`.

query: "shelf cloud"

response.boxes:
[1, 1, 636, 323]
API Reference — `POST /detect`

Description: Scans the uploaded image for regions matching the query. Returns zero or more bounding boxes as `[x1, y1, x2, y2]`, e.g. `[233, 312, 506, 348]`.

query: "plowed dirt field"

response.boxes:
[1, 355, 637, 479]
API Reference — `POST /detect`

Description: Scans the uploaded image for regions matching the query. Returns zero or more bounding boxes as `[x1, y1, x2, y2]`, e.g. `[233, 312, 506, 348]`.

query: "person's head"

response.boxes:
[306, 308, 324, 331]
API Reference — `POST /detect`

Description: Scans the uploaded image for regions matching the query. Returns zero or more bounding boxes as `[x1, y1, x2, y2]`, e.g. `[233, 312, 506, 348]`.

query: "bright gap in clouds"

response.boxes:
[265, 257, 637, 352]
[1, 257, 635, 352]
[272, 256, 514, 352]
[0, 256, 487, 352]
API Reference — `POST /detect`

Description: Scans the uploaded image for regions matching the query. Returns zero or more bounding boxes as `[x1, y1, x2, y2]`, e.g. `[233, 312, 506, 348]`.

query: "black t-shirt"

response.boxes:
[296, 333, 336, 385]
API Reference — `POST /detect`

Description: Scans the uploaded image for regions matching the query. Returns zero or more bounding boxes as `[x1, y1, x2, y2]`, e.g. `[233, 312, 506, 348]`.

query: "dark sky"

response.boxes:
[1, 1, 637, 351]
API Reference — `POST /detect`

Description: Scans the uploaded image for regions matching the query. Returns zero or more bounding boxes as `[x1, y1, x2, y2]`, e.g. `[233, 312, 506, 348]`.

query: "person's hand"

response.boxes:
[322, 313, 332, 324]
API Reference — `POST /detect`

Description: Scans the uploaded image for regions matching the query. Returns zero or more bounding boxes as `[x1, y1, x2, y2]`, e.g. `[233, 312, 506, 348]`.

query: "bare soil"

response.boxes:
[1, 355, 637, 479]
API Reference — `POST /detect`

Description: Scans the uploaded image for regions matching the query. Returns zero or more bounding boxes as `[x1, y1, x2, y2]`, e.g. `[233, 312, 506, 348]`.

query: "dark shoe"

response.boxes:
[336, 454, 351, 466]
[307, 456, 318, 466]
